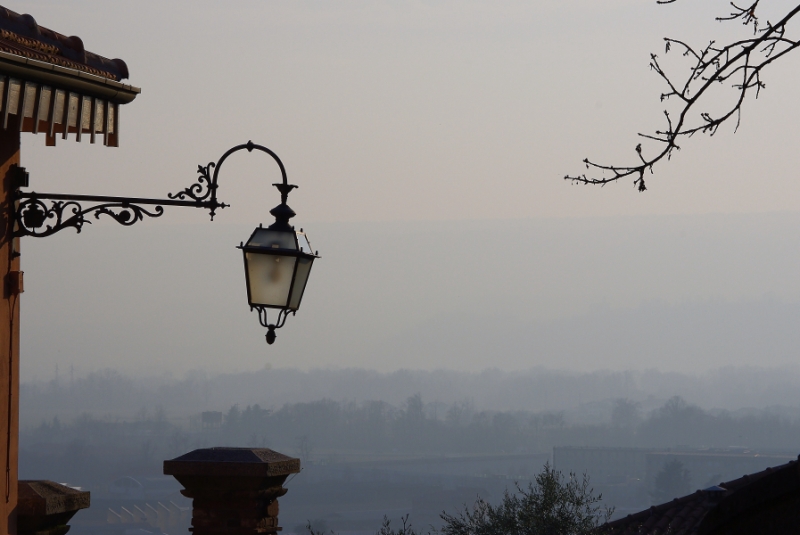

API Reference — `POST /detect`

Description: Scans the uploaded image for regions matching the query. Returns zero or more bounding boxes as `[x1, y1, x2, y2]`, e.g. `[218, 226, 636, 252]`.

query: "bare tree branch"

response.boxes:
[565, 1, 800, 191]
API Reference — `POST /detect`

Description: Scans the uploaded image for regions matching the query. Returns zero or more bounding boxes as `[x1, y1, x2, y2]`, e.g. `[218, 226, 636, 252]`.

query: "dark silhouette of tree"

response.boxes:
[651, 396, 706, 422]
[651, 458, 692, 504]
[305, 518, 331, 535]
[638, 396, 711, 447]
[225, 404, 241, 431]
[612, 398, 642, 429]
[566, 1, 800, 191]
[445, 400, 473, 427]
[331, 466, 611, 535]
[295, 435, 313, 464]
[404, 394, 425, 425]
[439, 464, 612, 535]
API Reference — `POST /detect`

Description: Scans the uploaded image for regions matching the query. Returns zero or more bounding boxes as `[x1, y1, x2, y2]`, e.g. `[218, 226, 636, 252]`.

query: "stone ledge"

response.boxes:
[164, 447, 301, 478]
[18, 480, 90, 535]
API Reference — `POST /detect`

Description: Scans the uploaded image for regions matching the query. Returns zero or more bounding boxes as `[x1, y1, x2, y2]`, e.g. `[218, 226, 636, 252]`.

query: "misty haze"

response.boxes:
[2, 1, 800, 534]
[20, 366, 800, 531]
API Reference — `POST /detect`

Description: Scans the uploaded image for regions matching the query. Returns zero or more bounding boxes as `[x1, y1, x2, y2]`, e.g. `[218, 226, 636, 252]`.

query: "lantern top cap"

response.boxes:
[242, 227, 318, 257]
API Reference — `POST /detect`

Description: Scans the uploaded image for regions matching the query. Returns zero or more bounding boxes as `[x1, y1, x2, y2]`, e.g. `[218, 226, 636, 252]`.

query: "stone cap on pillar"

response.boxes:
[18, 480, 90, 535]
[164, 449, 299, 535]
[164, 447, 301, 478]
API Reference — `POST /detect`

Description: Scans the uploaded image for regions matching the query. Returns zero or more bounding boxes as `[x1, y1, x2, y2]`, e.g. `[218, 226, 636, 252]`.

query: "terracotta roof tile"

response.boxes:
[602, 456, 800, 535]
[0, 5, 128, 81]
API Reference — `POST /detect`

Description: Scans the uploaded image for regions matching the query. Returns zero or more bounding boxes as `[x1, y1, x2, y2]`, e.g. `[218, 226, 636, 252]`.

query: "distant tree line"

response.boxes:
[215, 394, 800, 457]
[19, 393, 800, 490]
[22, 367, 800, 425]
[218, 394, 570, 457]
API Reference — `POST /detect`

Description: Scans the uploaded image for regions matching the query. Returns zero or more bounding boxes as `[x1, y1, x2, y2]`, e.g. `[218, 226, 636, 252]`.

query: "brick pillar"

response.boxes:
[164, 448, 300, 535]
[0, 121, 21, 535]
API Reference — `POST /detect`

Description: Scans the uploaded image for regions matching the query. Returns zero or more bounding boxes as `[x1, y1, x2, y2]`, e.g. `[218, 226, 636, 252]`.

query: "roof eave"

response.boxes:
[0, 49, 139, 104]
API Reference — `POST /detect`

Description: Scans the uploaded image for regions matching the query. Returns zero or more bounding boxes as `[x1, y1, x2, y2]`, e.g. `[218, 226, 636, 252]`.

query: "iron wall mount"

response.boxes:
[13, 140, 290, 238]
[12, 141, 305, 344]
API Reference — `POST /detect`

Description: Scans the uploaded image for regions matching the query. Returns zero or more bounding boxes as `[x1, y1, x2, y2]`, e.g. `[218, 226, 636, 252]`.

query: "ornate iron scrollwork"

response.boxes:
[14, 159, 229, 238]
[13, 141, 280, 237]
[16, 197, 165, 238]
[168, 163, 216, 203]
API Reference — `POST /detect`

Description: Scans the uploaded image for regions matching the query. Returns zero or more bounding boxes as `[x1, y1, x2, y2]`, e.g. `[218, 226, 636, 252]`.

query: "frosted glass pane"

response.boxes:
[296, 232, 312, 254]
[246, 252, 297, 307]
[247, 228, 296, 250]
[288, 256, 313, 310]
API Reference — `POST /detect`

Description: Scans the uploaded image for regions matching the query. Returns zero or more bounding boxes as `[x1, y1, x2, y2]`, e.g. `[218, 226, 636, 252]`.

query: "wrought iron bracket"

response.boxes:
[13, 140, 290, 238]
[253, 306, 294, 345]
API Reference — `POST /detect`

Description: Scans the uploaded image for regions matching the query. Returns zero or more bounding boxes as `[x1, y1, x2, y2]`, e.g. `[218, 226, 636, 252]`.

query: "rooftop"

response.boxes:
[603, 455, 800, 535]
[0, 5, 128, 81]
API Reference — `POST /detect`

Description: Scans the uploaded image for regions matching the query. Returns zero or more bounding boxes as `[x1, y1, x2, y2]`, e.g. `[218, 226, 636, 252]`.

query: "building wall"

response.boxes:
[0, 122, 21, 535]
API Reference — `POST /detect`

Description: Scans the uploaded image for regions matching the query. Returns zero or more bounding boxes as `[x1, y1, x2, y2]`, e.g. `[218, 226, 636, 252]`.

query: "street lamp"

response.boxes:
[14, 141, 319, 344]
[240, 226, 317, 344]
[237, 150, 319, 344]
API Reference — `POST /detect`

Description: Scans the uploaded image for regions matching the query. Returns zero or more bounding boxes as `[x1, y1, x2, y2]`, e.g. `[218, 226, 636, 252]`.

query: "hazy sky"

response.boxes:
[8, 1, 800, 379]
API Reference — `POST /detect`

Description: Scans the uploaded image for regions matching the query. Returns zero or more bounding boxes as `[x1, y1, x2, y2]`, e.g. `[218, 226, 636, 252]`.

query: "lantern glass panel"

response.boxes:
[296, 232, 312, 254]
[246, 252, 297, 307]
[288, 256, 314, 310]
[247, 228, 297, 250]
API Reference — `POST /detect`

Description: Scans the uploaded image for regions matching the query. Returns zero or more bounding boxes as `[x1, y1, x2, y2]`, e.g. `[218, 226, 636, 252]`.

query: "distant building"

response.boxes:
[201, 411, 223, 429]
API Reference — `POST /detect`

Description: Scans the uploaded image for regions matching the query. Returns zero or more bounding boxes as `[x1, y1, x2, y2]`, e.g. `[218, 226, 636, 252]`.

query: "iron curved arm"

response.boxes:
[211, 140, 289, 193]
[207, 141, 298, 221]
[15, 140, 296, 236]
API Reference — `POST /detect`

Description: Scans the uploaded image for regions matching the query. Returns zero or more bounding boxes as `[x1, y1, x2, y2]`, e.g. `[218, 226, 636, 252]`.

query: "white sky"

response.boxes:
[8, 1, 800, 379]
